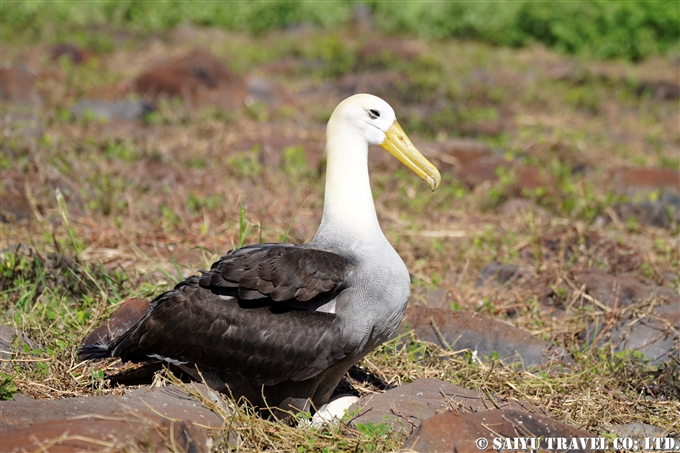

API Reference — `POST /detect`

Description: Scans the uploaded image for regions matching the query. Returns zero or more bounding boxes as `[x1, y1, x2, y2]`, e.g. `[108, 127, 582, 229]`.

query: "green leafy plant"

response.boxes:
[0, 372, 18, 400]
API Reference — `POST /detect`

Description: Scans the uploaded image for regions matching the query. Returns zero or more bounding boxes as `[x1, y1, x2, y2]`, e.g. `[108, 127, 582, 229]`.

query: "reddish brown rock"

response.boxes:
[457, 156, 507, 187]
[79, 298, 156, 385]
[0, 191, 32, 224]
[610, 167, 680, 194]
[0, 384, 223, 452]
[0, 66, 42, 106]
[81, 298, 150, 347]
[513, 165, 554, 192]
[134, 48, 247, 111]
[3, 416, 201, 452]
[403, 409, 595, 452]
[396, 305, 570, 367]
[0, 171, 43, 224]
[349, 378, 531, 435]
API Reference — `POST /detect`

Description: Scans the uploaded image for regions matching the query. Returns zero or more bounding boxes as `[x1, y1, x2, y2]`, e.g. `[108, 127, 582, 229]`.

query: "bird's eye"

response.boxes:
[368, 109, 380, 119]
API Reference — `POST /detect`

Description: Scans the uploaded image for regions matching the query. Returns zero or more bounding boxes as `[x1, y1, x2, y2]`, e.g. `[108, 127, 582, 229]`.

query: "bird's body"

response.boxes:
[79, 94, 440, 418]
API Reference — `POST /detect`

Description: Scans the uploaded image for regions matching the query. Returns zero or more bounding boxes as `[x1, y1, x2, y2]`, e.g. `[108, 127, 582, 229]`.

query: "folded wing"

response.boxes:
[85, 244, 355, 385]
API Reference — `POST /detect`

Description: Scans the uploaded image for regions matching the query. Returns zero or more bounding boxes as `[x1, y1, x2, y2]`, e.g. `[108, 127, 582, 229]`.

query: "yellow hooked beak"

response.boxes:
[380, 121, 441, 191]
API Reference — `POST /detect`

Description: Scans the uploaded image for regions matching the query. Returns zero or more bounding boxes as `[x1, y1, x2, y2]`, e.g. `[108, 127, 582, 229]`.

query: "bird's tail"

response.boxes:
[77, 342, 113, 361]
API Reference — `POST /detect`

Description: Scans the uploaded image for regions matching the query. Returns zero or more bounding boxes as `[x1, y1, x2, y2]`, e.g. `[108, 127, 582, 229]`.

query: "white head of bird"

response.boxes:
[327, 94, 397, 147]
[317, 93, 441, 246]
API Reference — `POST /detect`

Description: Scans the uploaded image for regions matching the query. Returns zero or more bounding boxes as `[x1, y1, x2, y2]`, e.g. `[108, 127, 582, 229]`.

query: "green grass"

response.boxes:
[2, 1, 678, 60]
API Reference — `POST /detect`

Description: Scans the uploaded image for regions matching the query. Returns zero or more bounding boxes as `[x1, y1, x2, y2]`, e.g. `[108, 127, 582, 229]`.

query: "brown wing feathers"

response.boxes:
[112, 276, 346, 384]
[93, 244, 354, 385]
[199, 244, 352, 302]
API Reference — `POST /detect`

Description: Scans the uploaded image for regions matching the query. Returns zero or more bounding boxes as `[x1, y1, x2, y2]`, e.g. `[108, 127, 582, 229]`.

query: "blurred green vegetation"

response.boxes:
[3, 0, 678, 61]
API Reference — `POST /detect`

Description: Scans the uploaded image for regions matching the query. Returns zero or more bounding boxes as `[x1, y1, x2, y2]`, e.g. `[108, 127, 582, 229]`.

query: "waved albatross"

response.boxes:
[79, 93, 441, 418]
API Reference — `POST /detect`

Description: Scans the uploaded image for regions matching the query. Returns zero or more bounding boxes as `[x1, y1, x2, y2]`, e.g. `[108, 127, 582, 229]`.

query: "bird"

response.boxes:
[79, 93, 441, 420]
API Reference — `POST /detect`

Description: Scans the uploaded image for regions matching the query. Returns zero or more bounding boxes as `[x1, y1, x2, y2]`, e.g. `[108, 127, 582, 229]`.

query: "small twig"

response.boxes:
[604, 205, 624, 228]
[593, 279, 621, 346]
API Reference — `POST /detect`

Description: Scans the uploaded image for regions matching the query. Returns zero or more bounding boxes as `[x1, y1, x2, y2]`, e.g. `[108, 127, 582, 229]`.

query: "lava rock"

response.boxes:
[245, 76, 292, 109]
[70, 100, 154, 122]
[81, 298, 150, 348]
[574, 268, 678, 308]
[0, 66, 42, 106]
[607, 422, 676, 439]
[0, 325, 37, 367]
[576, 268, 680, 365]
[0, 384, 223, 452]
[610, 167, 680, 195]
[586, 301, 680, 365]
[396, 305, 571, 367]
[0, 191, 32, 224]
[409, 287, 452, 310]
[612, 195, 679, 230]
[476, 263, 520, 287]
[403, 409, 595, 452]
[134, 48, 246, 112]
[348, 378, 531, 435]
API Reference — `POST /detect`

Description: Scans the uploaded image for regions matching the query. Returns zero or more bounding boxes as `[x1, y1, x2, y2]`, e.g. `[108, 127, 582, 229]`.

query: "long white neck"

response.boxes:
[312, 122, 384, 249]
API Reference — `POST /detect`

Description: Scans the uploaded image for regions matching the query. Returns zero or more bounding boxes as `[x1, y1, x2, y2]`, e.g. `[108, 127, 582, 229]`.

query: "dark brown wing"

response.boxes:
[198, 243, 353, 302]
[86, 244, 355, 385]
[110, 276, 349, 385]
